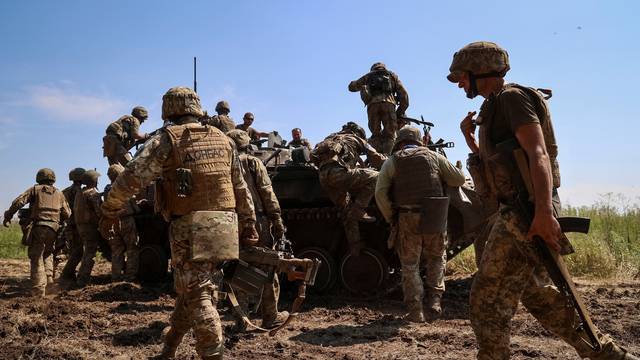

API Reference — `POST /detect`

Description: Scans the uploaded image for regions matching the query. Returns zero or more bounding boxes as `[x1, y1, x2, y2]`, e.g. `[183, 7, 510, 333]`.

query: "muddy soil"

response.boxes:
[0, 258, 638, 359]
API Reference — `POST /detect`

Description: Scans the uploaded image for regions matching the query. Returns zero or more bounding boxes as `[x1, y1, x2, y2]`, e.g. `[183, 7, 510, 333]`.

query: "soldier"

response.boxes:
[449, 41, 637, 359]
[101, 164, 139, 282]
[235, 112, 268, 142]
[201, 100, 236, 133]
[226, 129, 288, 332]
[3, 169, 70, 296]
[59, 167, 86, 283]
[101, 87, 258, 360]
[287, 128, 312, 150]
[311, 122, 386, 255]
[103, 106, 150, 166]
[74, 170, 102, 287]
[375, 127, 465, 322]
[348, 62, 409, 154]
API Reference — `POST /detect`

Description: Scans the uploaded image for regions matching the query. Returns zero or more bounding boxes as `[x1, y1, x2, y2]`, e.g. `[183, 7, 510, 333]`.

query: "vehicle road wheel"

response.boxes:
[138, 244, 168, 282]
[296, 247, 337, 293]
[340, 247, 389, 295]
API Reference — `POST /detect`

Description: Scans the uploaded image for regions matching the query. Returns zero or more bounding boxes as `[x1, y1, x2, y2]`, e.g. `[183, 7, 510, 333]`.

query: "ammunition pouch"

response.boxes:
[175, 168, 193, 197]
[466, 153, 492, 200]
[188, 211, 239, 262]
[418, 196, 449, 234]
[486, 150, 519, 202]
[222, 259, 270, 297]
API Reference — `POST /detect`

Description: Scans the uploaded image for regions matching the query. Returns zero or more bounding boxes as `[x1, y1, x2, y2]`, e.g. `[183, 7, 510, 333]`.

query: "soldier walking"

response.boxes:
[59, 167, 86, 283]
[348, 62, 409, 154]
[311, 122, 386, 255]
[449, 41, 637, 359]
[101, 87, 258, 360]
[375, 127, 465, 322]
[103, 106, 149, 166]
[3, 169, 70, 296]
[227, 129, 289, 332]
[101, 164, 139, 282]
[74, 170, 102, 287]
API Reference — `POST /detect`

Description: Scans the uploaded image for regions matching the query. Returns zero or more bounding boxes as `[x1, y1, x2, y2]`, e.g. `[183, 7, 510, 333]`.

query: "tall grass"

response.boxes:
[0, 224, 27, 259]
[449, 193, 640, 279]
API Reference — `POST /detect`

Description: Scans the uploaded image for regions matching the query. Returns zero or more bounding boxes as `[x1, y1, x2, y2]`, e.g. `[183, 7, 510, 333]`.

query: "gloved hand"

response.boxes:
[3, 217, 10, 227]
[271, 216, 286, 240]
[240, 225, 259, 247]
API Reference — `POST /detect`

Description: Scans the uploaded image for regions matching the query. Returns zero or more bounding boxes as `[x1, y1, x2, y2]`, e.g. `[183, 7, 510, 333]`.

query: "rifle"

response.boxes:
[222, 241, 321, 336]
[262, 148, 283, 166]
[401, 116, 454, 154]
[496, 137, 601, 351]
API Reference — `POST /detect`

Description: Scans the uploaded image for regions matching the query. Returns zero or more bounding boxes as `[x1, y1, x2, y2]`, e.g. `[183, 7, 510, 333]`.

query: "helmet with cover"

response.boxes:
[81, 169, 100, 186]
[131, 106, 148, 121]
[393, 126, 423, 151]
[447, 41, 510, 83]
[161, 87, 204, 121]
[341, 121, 366, 139]
[36, 168, 56, 184]
[215, 100, 230, 113]
[68, 167, 86, 182]
[226, 129, 251, 150]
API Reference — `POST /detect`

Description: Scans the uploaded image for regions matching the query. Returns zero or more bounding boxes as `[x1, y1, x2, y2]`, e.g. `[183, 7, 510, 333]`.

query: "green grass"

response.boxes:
[0, 224, 27, 259]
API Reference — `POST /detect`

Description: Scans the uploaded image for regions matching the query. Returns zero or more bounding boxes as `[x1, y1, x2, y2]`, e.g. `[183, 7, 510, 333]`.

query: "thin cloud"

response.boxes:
[27, 84, 127, 123]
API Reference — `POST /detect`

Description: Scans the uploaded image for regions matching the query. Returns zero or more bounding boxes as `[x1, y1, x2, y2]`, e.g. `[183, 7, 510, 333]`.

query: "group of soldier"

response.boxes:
[3, 40, 637, 359]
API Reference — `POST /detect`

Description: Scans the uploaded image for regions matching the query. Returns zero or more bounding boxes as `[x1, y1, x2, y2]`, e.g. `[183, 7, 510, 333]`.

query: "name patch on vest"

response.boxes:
[184, 149, 228, 163]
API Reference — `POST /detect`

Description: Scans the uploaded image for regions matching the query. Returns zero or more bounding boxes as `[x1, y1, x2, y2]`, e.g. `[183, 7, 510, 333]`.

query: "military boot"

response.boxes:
[157, 326, 183, 359]
[262, 311, 289, 329]
[424, 293, 442, 317]
[405, 304, 425, 323]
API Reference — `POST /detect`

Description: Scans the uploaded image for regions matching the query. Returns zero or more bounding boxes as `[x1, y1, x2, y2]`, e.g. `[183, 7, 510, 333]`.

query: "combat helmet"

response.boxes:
[81, 170, 100, 186]
[131, 106, 148, 121]
[161, 87, 204, 121]
[107, 164, 125, 182]
[36, 168, 56, 184]
[393, 126, 423, 151]
[215, 100, 231, 113]
[370, 62, 386, 71]
[226, 129, 251, 150]
[447, 41, 510, 83]
[341, 121, 366, 140]
[68, 167, 86, 182]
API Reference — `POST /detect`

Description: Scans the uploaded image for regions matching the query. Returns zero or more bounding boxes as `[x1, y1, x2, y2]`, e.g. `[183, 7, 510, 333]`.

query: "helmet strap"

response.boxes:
[466, 71, 502, 99]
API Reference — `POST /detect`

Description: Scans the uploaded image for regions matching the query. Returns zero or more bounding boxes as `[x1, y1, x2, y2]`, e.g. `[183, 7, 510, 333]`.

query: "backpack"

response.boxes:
[367, 70, 393, 96]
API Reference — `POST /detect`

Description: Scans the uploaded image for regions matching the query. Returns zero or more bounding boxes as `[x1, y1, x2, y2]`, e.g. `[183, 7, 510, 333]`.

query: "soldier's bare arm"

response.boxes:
[394, 73, 409, 116]
[374, 158, 395, 223]
[3, 187, 33, 225]
[515, 123, 562, 252]
[102, 133, 170, 217]
[460, 111, 479, 154]
[436, 153, 466, 187]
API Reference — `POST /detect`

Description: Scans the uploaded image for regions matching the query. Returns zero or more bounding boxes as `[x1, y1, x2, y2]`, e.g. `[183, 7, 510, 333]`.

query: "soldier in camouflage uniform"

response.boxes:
[103, 106, 150, 166]
[201, 100, 236, 133]
[348, 62, 409, 154]
[227, 129, 289, 332]
[376, 127, 465, 322]
[3, 169, 71, 296]
[101, 164, 139, 282]
[450, 41, 637, 360]
[287, 128, 312, 150]
[311, 122, 386, 255]
[101, 87, 258, 360]
[74, 170, 103, 287]
[59, 167, 86, 282]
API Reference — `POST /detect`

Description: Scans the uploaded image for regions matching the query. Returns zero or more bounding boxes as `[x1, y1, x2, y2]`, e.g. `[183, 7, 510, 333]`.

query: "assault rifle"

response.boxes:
[222, 238, 321, 336]
[401, 116, 454, 154]
[496, 137, 601, 351]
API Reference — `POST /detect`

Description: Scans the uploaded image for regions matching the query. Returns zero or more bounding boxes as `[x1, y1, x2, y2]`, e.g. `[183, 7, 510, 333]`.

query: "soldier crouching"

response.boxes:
[102, 87, 258, 360]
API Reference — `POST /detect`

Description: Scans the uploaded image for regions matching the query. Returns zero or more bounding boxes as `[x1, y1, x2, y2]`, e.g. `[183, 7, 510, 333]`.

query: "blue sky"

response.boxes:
[1, 0, 639, 209]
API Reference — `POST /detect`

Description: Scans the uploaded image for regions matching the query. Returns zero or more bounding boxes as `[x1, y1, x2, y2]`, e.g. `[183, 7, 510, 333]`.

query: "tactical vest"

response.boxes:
[367, 70, 394, 96]
[478, 83, 561, 201]
[30, 185, 65, 224]
[158, 123, 236, 219]
[392, 147, 444, 206]
[239, 154, 264, 213]
[106, 115, 137, 148]
[74, 188, 100, 225]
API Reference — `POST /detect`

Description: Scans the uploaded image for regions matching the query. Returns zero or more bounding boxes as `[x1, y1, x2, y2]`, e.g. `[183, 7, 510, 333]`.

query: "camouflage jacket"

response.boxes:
[101, 119, 256, 229]
[74, 187, 102, 226]
[239, 153, 281, 217]
[4, 185, 71, 231]
[202, 114, 235, 133]
[62, 183, 82, 226]
[312, 132, 387, 170]
[348, 70, 409, 113]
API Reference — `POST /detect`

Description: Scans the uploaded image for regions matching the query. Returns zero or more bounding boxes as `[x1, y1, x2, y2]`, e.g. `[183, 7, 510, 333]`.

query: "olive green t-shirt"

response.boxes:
[482, 84, 540, 144]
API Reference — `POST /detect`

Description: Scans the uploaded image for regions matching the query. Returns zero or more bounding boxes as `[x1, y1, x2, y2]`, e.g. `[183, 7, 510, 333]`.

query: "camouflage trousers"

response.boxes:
[395, 213, 446, 309]
[28, 225, 56, 296]
[367, 101, 397, 154]
[319, 164, 378, 252]
[76, 224, 101, 285]
[163, 218, 223, 358]
[471, 205, 616, 360]
[234, 248, 281, 326]
[256, 214, 273, 249]
[109, 216, 139, 281]
[61, 225, 83, 280]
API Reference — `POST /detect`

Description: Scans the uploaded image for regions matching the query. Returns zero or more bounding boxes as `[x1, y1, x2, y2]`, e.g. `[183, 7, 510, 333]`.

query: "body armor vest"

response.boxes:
[392, 147, 444, 206]
[106, 115, 136, 148]
[74, 188, 99, 225]
[30, 185, 64, 224]
[479, 83, 561, 201]
[158, 123, 236, 219]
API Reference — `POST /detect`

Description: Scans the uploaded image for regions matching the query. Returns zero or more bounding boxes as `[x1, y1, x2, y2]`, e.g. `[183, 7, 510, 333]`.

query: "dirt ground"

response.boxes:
[0, 259, 638, 360]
